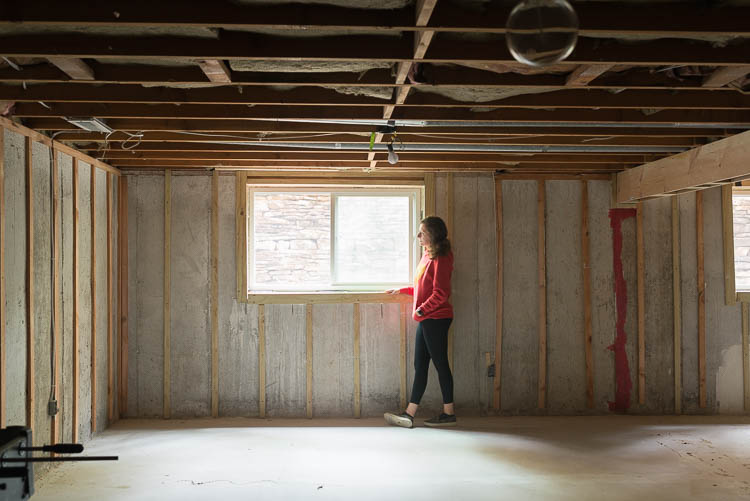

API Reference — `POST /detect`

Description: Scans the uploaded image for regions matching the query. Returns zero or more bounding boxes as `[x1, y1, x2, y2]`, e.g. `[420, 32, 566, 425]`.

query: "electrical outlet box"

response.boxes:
[487, 363, 495, 378]
[48, 400, 58, 416]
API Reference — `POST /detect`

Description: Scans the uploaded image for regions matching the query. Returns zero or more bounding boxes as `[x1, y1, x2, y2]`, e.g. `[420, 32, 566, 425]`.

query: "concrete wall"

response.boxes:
[124, 172, 748, 418]
[1, 129, 116, 477]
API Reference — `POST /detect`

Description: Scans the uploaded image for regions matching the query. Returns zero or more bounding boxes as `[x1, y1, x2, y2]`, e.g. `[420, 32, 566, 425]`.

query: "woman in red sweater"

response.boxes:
[384, 216, 455, 428]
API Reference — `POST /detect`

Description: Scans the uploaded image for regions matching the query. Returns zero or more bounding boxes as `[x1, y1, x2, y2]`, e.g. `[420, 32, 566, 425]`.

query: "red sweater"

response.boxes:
[399, 251, 454, 322]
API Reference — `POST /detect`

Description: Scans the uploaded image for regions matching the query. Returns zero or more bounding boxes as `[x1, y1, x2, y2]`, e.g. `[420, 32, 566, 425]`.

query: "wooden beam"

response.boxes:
[494, 178, 503, 411]
[47, 57, 95, 80]
[211, 171, 219, 418]
[353, 303, 360, 419]
[117, 176, 127, 418]
[616, 130, 750, 203]
[581, 180, 593, 409]
[52, 147, 61, 451]
[90, 165, 96, 432]
[163, 170, 171, 419]
[306, 304, 313, 419]
[197, 60, 231, 83]
[697, 191, 706, 408]
[25, 136, 34, 434]
[0, 126, 4, 429]
[722, 185, 737, 306]
[444, 173, 454, 370]
[72, 159, 79, 440]
[537, 180, 546, 410]
[566, 64, 614, 86]
[636, 202, 645, 405]
[672, 197, 682, 414]
[258, 304, 266, 418]
[703, 66, 750, 88]
[106, 173, 113, 423]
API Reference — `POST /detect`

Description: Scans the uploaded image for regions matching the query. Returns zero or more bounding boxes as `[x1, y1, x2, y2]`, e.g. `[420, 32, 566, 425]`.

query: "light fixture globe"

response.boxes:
[505, 0, 579, 67]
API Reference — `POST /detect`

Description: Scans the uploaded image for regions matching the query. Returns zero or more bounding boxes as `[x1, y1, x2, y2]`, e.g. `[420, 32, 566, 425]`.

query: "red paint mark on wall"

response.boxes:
[608, 208, 636, 412]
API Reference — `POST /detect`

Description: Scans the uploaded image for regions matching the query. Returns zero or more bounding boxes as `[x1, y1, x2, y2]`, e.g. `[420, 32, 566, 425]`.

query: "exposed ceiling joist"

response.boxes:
[196, 59, 232, 83]
[565, 64, 614, 86]
[616, 129, 750, 203]
[46, 57, 94, 80]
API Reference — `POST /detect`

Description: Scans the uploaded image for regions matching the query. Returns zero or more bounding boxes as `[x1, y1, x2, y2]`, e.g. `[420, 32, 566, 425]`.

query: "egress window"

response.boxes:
[248, 185, 421, 292]
[733, 186, 750, 292]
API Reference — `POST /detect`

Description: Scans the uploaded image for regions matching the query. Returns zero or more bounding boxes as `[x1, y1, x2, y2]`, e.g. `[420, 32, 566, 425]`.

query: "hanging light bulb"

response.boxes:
[505, 0, 579, 67]
[387, 142, 399, 165]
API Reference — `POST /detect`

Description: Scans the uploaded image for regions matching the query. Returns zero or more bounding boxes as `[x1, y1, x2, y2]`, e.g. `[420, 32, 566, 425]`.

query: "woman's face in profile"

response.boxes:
[417, 223, 431, 248]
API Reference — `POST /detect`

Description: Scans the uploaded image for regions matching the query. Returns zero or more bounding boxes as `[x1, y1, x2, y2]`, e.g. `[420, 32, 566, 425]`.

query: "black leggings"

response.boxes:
[410, 318, 454, 405]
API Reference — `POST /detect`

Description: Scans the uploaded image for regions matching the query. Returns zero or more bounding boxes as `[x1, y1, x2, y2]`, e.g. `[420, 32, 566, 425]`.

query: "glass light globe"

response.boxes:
[505, 0, 579, 67]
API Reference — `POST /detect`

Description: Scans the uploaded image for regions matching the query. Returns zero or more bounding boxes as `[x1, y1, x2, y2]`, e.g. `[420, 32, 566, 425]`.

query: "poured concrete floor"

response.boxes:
[35, 416, 750, 500]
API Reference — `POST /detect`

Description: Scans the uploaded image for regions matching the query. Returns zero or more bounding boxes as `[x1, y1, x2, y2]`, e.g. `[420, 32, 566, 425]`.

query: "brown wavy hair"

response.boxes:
[421, 216, 451, 258]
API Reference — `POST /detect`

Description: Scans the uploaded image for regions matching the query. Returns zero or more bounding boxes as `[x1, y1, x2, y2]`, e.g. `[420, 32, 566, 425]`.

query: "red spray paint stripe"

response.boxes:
[608, 208, 636, 412]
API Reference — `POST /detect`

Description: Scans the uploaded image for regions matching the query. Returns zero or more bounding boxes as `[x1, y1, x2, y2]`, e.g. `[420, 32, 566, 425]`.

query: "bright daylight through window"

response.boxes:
[248, 186, 420, 292]
[733, 186, 750, 292]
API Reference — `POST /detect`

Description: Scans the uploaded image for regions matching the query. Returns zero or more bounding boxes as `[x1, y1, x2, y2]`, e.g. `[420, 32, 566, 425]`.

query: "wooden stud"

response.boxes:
[258, 304, 266, 418]
[581, 180, 594, 409]
[306, 304, 313, 419]
[90, 165, 96, 432]
[672, 197, 682, 414]
[0, 126, 4, 428]
[211, 171, 219, 418]
[424, 173, 435, 217]
[399, 302, 407, 410]
[47, 57, 95, 81]
[537, 180, 546, 410]
[353, 303, 361, 418]
[636, 202, 646, 405]
[743, 302, 750, 412]
[25, 137, 34, 433]
[72, 159, 79, 441]
[494, 178, 503, 411]
[106, 173, 113, 423]
[722, 185, 737, 306]
[52, 147, 61, 451]
[444, 173, 454, 370]
[235, 172, 248, 302]
[117, 176, 127, 418]
[163, 170, 171, 419]
[697, 191, 706, 408]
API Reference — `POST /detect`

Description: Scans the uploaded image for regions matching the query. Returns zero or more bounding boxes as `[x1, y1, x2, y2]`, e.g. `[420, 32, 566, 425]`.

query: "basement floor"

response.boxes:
[35, 416, 750, 500]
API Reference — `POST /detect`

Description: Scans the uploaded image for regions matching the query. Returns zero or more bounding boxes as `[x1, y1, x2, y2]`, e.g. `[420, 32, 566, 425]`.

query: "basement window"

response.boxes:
[733, 186, 750, 292]
[246, 184, 422, 294]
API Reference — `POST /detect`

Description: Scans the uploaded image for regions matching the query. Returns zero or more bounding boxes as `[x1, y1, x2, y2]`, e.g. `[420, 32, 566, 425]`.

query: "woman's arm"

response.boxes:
[418, 256, 451, 314]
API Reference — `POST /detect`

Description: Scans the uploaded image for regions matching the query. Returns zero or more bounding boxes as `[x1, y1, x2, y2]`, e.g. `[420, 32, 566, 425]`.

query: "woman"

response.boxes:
[384, 216, 455, 428]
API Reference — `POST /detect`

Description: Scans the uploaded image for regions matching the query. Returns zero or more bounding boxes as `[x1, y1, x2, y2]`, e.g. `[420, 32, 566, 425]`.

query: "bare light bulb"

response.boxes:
[387, 143, 399, 165]
[505, 0, 579, 67]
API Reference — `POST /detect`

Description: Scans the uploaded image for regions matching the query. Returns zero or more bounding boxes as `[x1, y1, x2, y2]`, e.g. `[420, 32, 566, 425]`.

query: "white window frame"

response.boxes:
[247, 183, 422, 293]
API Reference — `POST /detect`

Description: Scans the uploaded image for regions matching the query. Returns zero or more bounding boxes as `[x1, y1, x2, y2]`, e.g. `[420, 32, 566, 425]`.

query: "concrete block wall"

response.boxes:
[1, 127, 117, 476]
[125, 172, 747, 418]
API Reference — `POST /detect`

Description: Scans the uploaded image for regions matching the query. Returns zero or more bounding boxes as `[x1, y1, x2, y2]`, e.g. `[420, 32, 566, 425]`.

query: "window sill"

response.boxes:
[244, 291, 412, 305]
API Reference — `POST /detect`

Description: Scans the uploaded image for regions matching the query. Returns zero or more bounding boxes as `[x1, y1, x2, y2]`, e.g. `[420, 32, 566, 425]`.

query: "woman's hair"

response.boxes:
[421, 216, 451, 258]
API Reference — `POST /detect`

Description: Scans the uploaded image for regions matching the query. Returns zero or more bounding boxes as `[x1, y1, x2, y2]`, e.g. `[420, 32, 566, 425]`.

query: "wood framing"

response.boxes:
[211, 171, 219, 418]
[47, 57, 94, 80]
[258, 304, 266, 418]
[722, 185, 737, 306]
[399, 302, 407, 411]
[25, 136, 35, 434]
[117, 176, 127, 418]
[444, 173, 454, 370]
[703, 66, 750, 88]
[672, 197, 682, 414]
[90, 164, 96, 432]
[697, 191, 707, 408]
[235, 172, 247, 302]
[636, 202, 646, 405]
[537, 180, 546, 410]
[424, 173, 435, 217]
[493, 177, 503, 411]
[106, 173, 113, 422]
[616, 129, 750, 203]
[52, 147, 61, 451]
[353, 303, 361, 419]
[72, 159, 79, 440]
[581, 180, 594, 409]
[743, 302, 750, 412]
[197, 60, 231, 83]
[306, 304, 313, 419]
[0, 126, 4, 428]
[163, 170, 171, 419]
[566, 64, 614, 86]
